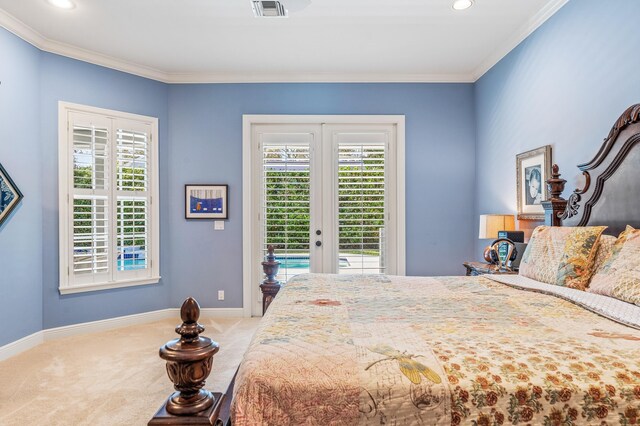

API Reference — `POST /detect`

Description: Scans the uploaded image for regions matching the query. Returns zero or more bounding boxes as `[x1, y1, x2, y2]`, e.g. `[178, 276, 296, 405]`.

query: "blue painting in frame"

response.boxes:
[0, 163, 24, 227]
[184, 184, 228, 219]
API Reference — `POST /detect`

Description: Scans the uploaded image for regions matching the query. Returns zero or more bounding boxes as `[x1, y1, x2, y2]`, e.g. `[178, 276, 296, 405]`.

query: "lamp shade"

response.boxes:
[479, 214, 515, 239]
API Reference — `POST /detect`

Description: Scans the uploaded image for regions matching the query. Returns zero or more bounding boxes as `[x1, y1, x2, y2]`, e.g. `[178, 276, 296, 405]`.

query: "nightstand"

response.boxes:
[463, 261, 518, 276]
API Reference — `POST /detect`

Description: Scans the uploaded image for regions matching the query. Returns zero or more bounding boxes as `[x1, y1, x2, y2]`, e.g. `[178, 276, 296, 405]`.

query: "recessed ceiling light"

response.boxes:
[47, 0, 76, 9]
[452, 0, 473, 11]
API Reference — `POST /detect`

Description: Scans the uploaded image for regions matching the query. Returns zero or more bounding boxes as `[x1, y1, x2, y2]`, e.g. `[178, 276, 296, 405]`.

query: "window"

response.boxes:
[58, 102, 160, 294]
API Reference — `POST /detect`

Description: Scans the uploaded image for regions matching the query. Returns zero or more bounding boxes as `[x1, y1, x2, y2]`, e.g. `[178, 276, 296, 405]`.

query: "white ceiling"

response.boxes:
[0, 0, 568, 83]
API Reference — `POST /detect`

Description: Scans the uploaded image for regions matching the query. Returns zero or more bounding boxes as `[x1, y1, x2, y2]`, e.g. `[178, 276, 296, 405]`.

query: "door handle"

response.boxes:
[315, 241, 322, 247]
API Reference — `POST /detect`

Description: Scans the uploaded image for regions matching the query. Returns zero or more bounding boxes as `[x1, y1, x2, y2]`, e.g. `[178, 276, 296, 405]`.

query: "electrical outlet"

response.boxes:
[214, 221, 224, 230]
[218, 290, 225, 301]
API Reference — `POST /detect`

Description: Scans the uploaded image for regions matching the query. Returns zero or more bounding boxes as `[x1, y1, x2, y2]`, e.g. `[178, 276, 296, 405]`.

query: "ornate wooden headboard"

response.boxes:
[544, 104, 640, 235]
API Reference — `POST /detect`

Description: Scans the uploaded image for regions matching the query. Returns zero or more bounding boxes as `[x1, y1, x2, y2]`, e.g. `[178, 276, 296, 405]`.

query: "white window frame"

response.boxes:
[242, 115, 406, 317]
[58, 102, 160, 295]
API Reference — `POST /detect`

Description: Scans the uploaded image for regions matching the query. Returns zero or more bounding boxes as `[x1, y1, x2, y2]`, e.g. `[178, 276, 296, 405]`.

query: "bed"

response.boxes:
[229, 104, 640, 425]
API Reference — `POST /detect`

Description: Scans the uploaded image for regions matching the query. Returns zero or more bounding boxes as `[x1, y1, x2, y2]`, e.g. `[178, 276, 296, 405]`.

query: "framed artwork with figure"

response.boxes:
[0, 162, 24, 227]
[516, 145, 551, 220]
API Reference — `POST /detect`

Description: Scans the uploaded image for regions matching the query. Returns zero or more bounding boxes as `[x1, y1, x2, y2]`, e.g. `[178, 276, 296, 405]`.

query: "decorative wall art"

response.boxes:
[185, 184, 228, 219]
[516, 145, 552, 220]
[0, 163, 24, 227]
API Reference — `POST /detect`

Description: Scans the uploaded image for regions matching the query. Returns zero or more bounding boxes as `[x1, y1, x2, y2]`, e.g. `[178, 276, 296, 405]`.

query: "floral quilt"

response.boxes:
[231, 274, 640, 425]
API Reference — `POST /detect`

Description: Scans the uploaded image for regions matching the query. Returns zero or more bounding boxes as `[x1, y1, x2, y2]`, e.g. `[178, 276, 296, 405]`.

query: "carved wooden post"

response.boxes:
[541, 164, 568, 227]
[260, 245, 281, 315]
[149, 297, 224, 425]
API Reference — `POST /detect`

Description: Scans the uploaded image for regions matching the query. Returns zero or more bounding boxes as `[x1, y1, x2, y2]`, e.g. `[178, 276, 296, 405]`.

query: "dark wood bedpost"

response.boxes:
[260, 245, 281, 314]
[541, 164, 568, 227]
[149, 297, 224, 425]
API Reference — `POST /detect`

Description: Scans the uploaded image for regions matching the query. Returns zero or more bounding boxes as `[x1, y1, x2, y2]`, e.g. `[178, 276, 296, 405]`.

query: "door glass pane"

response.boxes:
[337, 142, 386, 274]
[262, 143, 311, 282]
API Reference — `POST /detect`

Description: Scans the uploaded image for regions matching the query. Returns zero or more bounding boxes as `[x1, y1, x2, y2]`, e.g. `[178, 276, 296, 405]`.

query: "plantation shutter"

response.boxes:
[66, 112, 153, 288]
[337, 135, 387, 274]
[69, 114, 112, 285]
[262, 139, 312, 282]
[115, 122, 151, 279]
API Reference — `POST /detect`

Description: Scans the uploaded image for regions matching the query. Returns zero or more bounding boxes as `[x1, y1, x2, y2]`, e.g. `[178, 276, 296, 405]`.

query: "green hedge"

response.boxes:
[265, 161, 384, 254]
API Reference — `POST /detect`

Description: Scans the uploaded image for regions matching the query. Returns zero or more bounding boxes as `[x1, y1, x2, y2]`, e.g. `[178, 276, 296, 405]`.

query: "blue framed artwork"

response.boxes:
[185, 184, 228, 219]
[0, 163, 24, 227]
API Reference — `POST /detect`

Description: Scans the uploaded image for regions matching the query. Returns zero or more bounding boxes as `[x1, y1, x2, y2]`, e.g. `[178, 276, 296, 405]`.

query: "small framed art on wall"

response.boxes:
[516, 145, 551, 221]
[0, 163, 24, 227]
[185, 184, 228, 220]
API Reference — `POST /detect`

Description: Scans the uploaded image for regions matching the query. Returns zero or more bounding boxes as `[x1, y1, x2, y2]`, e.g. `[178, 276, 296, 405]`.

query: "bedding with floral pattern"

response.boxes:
[231, 273, 640, 425]
[590, 226, 640, 306]
[518, 226, 606, 290]
[592, 234, 617, 275]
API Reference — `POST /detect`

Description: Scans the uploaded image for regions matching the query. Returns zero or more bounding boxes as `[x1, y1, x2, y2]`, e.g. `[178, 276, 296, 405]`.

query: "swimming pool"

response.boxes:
[275, 256, 350, 269]
[117, 258, 147, 270]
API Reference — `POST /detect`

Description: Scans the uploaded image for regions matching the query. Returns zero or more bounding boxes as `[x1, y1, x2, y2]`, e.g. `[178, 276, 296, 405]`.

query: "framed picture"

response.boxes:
[0, 163, 24, 227]
[516, 145, 552, 221]
[185, 184, 228, 219]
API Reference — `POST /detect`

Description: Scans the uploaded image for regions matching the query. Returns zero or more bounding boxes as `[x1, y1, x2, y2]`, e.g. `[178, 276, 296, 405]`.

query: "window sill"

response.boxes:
[59, 276, 161, 295]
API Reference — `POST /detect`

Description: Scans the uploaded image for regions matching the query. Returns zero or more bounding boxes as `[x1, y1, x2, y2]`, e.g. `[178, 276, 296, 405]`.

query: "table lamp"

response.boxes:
[479, 214, 515, 239]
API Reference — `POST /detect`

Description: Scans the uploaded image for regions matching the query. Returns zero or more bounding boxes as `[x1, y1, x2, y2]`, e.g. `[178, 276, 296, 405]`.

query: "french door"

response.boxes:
[244, 116, 405, 316]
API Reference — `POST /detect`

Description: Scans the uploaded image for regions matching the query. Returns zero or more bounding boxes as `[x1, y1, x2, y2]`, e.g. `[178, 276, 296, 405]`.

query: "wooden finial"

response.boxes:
[541, 164, 568, 227]
[546, 164, 567, 200]
[260, 246, 281, 314]
[180, 297, 200, 323]
[262, 246, 280, 285]
[155, 297, 220, 418]
[175, 297, 205, 343]
[266, 245, 276, 261]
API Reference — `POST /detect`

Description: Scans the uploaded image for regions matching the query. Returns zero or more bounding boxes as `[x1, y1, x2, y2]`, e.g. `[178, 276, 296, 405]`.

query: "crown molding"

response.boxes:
[0, 7, 170, 82]
[42, 37, 169, 82]
[0, 6, 46, 46]
[0, 8, 476, 83]
[163, 72, 475, 84]
[471, 0, 569, 81]
[1, 2, 567, 85]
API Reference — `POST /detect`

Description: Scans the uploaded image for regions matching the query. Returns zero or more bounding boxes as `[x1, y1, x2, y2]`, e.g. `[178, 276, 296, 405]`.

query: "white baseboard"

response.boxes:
[0, 307, 246, 362]
[0, 332, 44, 362]
[43, 308, 176, 341]
[198, 308, 245, 318]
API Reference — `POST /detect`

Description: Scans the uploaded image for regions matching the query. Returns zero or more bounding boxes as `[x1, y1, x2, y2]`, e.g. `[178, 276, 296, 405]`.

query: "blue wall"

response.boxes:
[39, 53, 172, 328]
[0, 24, 477, 343]
[168, 83, 477, 307]
[474, 0, 640, 256]
[0, 29, 43, 346]
[3, 0, 637, 345]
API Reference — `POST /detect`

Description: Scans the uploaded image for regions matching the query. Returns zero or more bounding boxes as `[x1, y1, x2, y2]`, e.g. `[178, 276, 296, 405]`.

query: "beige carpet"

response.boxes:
[0, 317, 260, 426]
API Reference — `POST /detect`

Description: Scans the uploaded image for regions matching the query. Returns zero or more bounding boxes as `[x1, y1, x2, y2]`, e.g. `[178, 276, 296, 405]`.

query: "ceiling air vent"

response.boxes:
[252, 1, 287, 17]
